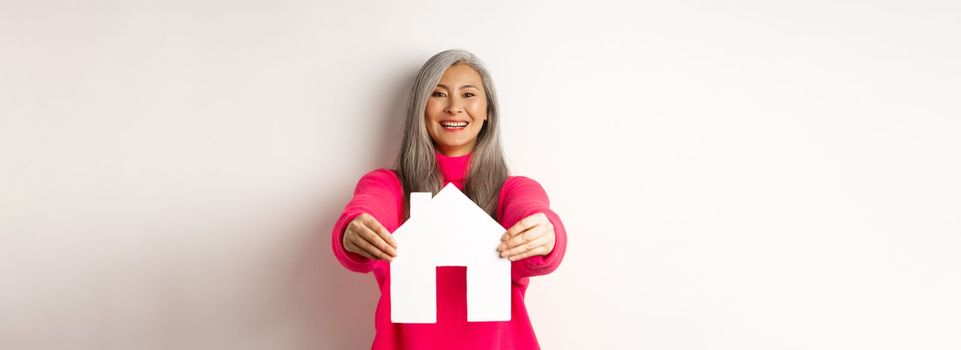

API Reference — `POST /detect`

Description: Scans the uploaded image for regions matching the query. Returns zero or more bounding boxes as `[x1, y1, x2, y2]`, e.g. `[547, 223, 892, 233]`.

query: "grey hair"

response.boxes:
[394, 49, 510, 220]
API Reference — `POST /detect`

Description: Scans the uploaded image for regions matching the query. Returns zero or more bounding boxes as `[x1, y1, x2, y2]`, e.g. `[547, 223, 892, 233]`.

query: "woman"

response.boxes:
[331, 49, 568, 350]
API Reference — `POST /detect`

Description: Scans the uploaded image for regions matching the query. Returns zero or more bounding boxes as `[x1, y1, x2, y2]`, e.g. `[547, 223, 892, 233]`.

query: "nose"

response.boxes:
[444, 97, 464, 114]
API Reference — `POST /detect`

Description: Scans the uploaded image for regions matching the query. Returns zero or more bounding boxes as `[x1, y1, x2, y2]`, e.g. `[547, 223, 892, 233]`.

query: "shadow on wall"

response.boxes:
[288, 69, 414, 348]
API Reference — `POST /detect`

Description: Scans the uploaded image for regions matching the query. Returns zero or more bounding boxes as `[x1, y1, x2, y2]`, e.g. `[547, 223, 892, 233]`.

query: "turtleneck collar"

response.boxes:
[435, 150, 471, 184]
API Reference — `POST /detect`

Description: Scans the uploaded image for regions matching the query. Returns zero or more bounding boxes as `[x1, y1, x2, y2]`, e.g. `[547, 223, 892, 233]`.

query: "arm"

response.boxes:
[498, 176, 568, 280]
[331, 169, 403, 273]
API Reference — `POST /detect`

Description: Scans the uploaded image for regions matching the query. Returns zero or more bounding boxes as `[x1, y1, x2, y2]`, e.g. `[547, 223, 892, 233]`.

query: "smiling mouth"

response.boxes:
[440, 121, 469, 130]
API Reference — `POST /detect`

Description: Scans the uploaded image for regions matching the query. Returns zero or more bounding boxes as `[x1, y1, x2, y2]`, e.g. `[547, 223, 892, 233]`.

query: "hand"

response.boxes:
[343, 213, 398, 262]
[498, 212, 555, 261]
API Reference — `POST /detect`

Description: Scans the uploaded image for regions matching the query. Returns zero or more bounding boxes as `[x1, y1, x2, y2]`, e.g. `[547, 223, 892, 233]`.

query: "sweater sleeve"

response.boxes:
[331, 169, 403, 274]
[498, 176, 568, 281]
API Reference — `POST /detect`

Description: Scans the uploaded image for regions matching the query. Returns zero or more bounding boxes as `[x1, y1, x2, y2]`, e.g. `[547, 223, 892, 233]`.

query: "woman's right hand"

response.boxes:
[343, 213, 398, 262]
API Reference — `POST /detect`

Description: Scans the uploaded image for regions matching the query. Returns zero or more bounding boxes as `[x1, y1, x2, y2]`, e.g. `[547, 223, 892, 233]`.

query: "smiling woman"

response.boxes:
[424, 64, 488, 157]
[331, 49, 568, 350]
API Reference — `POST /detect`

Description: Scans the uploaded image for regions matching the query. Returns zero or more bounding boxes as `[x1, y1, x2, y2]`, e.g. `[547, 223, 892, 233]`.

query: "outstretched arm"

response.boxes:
[497, 176, 568, 280]
[331, 169, 403, 273]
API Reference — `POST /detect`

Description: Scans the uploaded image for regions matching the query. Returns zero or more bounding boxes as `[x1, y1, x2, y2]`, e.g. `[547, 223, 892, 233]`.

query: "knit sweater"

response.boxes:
[331, 150, 568, 350]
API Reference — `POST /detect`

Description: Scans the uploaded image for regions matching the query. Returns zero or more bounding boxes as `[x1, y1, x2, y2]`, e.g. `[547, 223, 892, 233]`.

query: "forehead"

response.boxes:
[437, 64, 483, 88]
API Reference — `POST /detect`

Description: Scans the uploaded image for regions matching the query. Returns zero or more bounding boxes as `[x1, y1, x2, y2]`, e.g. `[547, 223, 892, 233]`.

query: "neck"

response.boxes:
[436, 141, 476, 157]
[434, 149, 471, 184]
[440, 149, 470, 157]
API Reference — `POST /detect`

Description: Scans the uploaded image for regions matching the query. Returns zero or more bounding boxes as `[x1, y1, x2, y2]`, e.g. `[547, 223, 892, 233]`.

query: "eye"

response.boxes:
[464, 92, 475, 97]
[432, 91, 446, 97]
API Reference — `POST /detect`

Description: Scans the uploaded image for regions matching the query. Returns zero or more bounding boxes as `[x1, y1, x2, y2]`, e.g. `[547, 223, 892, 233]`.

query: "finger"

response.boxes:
[347, 233, 385, 260]
[359, 226, 397, 258]
[503, 214, 542, 241]
[506, 225, 547, 249]
[343, 225, 368, 257]
[352, 229, 393, 261]
[363, 217, 398, 249]
[359, 214, 398, 249]
[499, 226, 538, 252]
[509, 244, 550, 261]
[502, 233, 551, 259]
[507, 234, 552, 260]
[346, 239, 376, 259]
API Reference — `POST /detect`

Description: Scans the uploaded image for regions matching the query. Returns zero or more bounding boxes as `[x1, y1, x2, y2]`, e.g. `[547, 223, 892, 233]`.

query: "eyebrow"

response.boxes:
[436, 83, 480, 90]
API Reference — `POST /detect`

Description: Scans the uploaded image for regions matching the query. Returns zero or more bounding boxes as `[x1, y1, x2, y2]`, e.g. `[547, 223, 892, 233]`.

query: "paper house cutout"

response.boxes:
[390, 183, 511, 323]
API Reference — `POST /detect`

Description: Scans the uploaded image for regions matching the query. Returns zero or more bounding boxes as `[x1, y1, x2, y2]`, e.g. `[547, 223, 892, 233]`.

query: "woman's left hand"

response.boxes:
[498, 212, 555, 261]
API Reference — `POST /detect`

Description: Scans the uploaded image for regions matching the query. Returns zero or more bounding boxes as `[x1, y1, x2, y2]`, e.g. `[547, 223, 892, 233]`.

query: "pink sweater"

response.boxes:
[331, 150, 568, 350]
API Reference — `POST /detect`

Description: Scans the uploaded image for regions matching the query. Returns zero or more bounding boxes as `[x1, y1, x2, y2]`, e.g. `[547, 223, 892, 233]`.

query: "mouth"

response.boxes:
[440, 120, 469, 131]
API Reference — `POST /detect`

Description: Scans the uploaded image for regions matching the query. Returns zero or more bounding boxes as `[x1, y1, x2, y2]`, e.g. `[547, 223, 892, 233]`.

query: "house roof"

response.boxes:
[392, 182, 506, 264]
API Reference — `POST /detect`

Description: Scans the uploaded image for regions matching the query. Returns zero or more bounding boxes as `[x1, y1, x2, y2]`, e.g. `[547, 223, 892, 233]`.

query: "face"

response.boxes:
[424, 64, 488, 157]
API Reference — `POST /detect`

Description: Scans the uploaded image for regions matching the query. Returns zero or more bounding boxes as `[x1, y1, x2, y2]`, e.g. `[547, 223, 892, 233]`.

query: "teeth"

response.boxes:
[441, 121, 468, 127]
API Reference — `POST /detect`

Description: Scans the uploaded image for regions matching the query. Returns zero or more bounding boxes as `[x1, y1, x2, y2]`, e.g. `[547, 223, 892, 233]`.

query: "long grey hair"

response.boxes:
[394, 49, 510, 221]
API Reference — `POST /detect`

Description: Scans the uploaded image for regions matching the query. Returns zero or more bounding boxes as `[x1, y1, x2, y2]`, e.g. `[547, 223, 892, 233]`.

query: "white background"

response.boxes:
[2, 1, 959, 349]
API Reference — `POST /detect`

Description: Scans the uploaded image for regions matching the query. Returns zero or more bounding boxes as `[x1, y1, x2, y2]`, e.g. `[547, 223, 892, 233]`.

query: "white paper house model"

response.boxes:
[389, 182, 511, 323]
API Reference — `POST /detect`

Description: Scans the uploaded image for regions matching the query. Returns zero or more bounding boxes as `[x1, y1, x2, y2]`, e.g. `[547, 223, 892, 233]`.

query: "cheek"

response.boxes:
[466, 100, 487, 116]
[424, 101, 440, 121]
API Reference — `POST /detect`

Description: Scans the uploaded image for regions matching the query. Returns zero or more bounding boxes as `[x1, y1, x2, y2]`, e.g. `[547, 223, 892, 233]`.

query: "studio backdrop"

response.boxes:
[2, 1, 959, 349]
